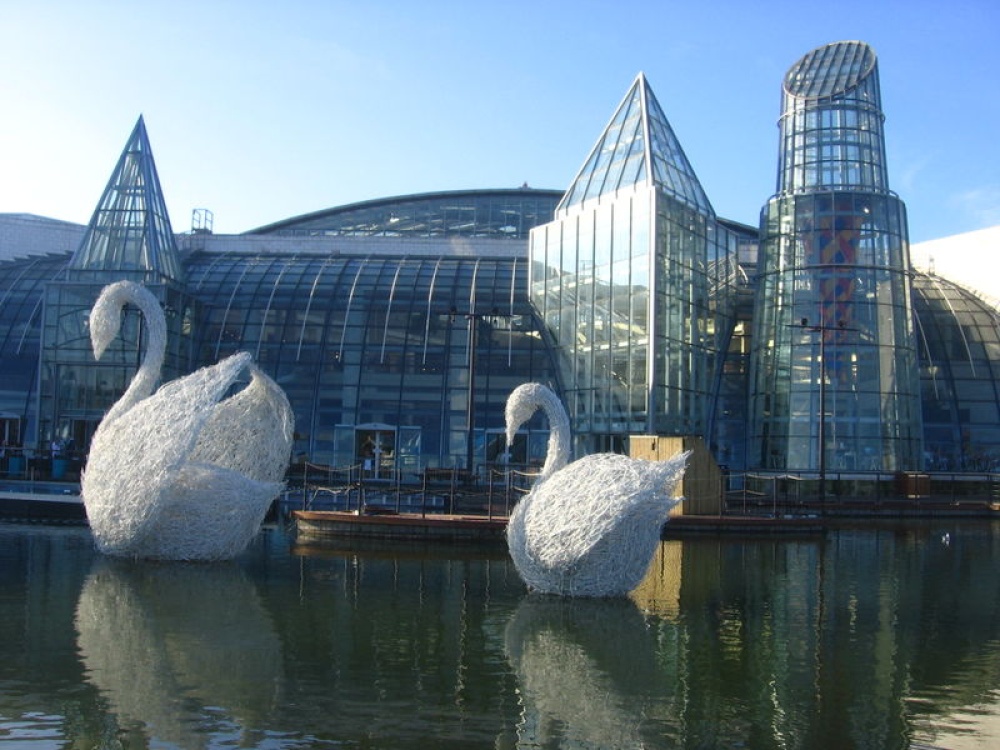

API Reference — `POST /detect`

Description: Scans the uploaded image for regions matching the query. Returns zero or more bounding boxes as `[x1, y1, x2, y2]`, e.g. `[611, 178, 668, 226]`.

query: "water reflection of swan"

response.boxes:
[75, 559, 283, 747]
[504, 383, 688, 596]
[83, 280, 293, 560]
[504, 595, 661, 748]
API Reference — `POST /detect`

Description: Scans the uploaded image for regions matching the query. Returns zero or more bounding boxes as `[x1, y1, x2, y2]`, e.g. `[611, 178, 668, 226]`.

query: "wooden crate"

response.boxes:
[628, 435, 722, 516]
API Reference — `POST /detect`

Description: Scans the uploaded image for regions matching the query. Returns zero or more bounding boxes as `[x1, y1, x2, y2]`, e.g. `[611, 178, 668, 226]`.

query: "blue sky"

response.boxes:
[1, 1, 997, 242]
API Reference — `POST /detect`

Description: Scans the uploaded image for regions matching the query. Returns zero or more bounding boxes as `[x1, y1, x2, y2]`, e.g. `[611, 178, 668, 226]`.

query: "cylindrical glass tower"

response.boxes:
[749, 41, 923, 473]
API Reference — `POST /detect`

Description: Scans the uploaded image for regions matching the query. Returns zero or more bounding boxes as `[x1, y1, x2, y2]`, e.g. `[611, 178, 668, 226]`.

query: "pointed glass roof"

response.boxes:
[70, 116, 183, 280]
[557, 73, 713, 217]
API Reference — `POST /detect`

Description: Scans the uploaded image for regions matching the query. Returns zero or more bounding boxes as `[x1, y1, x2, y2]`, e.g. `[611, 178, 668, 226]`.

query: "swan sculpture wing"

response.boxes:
[508, 452, 688, 597]
[82, 280, 294, 560]
[504, 382, 689, 597]
[186, 364, 294, 485]
[134, 363, 294, 560]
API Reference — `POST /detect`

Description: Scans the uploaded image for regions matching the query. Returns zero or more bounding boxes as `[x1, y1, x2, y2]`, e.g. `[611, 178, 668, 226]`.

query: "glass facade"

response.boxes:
[529, 73, 741, 453]
[37, 279, 194, 456]
[69, 117, 183, 282]
[749, 41, 923, 472]
[0, 115, 567, 476]
[179, 248, 558, 471]
[1, 245, 561, 476]
[0, 253, 66, 449]
[777, 42, 888, 195]
[4, 41, 1000, 486]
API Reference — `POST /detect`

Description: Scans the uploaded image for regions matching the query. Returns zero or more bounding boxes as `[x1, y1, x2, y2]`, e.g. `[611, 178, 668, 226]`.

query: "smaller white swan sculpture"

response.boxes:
[505, 382, 688, 597]
[82, 280, 294, 561]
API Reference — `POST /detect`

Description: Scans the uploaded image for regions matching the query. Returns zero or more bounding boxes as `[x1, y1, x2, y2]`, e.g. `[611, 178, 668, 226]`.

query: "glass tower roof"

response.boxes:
[69, 116, 183, 281]
[784, 40, 877, 100]
[775, 40, 888, 195]
[557, 72, 713, 216]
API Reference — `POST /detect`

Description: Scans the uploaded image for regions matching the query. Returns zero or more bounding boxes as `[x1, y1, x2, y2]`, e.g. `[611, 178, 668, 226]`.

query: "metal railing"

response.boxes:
[721, 470, 1000, 518]
[278, 460, 540, 519]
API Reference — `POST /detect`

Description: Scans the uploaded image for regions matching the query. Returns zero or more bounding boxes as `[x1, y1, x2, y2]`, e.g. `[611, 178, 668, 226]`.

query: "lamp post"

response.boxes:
[450, 307, 502, 478]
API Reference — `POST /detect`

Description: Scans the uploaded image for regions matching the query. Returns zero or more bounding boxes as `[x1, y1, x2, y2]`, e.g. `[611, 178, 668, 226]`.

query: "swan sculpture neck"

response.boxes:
[90, 281, 167, 425]
[505, 383, 571, 481]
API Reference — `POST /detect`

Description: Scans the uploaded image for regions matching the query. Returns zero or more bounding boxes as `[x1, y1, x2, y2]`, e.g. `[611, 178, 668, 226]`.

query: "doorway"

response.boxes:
[356, 425, 396, 480]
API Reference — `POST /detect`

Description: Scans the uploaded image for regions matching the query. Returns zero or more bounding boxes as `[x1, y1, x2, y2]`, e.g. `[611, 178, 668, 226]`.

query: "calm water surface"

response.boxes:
[2, 519, 1000, 749]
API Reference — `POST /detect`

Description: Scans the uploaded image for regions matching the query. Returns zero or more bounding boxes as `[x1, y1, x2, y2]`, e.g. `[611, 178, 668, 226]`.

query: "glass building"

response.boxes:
[748, 41, 923, 473]
[2, 118, 564, 478]
[3, 40, 1000, 488]
[528, 73, 750, 454]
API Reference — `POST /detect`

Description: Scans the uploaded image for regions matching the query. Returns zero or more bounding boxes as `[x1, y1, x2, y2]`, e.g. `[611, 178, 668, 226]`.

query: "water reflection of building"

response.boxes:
[652, 529, 1000, 748]
[3, 40, 1000, 480]
[5, 525, 1000, 745]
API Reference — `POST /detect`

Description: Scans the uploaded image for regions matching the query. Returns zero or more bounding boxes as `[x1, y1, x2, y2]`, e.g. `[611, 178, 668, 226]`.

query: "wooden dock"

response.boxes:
[292, 509, 508, 543]
[293, 501, 1000, 546]
[663, 514, 826, 535]
[0, 485, 86, 522]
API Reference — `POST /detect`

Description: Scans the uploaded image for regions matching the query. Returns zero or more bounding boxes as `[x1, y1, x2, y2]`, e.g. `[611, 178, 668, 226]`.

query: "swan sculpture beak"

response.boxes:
[91, 328, 112, 361]
[89, 304, 117, 361]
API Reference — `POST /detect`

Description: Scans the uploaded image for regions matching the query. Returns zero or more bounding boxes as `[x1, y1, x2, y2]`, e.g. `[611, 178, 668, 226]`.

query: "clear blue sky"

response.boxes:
[1, 0, 997, 242]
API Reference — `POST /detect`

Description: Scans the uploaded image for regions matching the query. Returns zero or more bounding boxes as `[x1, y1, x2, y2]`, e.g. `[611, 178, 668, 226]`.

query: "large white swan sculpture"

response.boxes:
[504, 382, 689, 597]
[82, 280, 294, 561]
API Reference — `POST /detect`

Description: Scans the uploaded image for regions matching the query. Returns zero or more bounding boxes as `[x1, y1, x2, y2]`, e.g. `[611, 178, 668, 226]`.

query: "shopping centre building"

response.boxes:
[2, 40, 999, 481]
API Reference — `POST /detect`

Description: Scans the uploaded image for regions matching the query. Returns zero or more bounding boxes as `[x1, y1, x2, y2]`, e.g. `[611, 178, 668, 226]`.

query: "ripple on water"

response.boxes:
[0, 710, 66, 747]
[908, 686, 1000, 750]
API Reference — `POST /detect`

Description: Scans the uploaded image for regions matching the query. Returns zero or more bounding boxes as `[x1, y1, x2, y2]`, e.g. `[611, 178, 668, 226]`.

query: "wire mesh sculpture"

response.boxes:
[504, 382, 689, 597]
[504, 595, 659, 747]
[75, 559, 283, 744]
[82, 280, 293, 560]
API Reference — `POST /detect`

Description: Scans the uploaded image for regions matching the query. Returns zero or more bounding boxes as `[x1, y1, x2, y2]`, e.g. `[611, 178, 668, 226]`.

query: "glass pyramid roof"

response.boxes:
[70, 116, 183, 280]
[557, 73, 714, 217]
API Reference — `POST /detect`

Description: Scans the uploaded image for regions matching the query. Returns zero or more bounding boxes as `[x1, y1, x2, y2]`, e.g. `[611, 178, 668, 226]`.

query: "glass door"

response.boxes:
[356, 425, 396, 480]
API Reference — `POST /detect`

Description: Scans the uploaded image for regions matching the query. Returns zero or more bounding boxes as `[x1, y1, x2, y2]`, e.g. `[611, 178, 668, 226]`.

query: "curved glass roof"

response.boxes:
[0, 248, 560, 467]
[913, 272, 1000, 470]
[784, 41, 877, 100]
[248, 188, 562, 239]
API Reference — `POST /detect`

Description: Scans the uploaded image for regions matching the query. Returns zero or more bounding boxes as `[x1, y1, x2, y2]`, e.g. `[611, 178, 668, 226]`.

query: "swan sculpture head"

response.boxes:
[89, 280, 165, 362]
[88, 280, 167, 424]
[505, 382, 571, 481]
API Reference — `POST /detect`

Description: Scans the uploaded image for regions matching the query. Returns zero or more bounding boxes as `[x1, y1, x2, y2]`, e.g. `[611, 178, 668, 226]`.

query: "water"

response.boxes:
[2, 520, 1000, 749]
